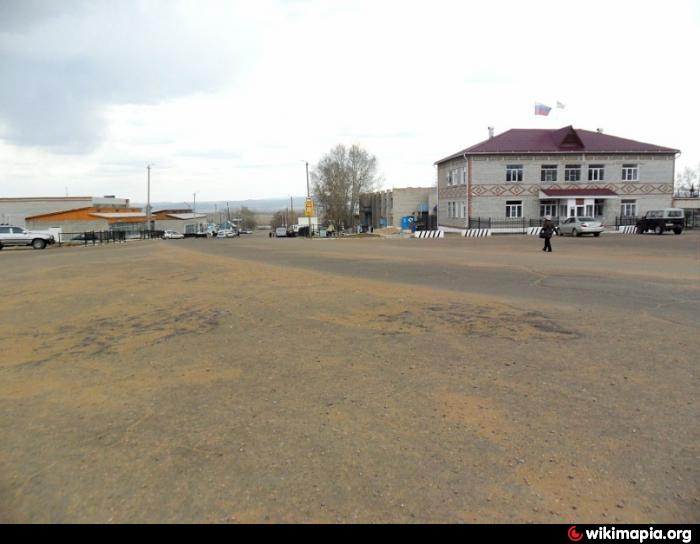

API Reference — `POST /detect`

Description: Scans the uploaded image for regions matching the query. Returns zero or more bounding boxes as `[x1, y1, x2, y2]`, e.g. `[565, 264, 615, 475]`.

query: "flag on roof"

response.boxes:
[535, 103, 552, 116]
[557, 101, 566, 109]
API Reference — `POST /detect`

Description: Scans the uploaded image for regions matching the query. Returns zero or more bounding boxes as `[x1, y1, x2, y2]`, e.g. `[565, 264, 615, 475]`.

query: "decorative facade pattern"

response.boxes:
[470, 183, 674, 197]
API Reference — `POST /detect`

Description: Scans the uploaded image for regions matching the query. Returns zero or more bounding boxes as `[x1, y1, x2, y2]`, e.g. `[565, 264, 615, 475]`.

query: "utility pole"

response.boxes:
[193, 192, 200, 234]
[305, 161, 312, 237]
[146, 165, 152, 231]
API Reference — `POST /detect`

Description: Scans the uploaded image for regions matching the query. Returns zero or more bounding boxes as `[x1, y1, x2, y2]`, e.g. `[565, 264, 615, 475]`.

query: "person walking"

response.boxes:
[541, 216, 557, 253]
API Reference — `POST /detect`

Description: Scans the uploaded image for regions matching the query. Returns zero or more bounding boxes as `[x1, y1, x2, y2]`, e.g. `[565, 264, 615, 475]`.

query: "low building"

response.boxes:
[0, 196, 130, 227]
[435, 126, 679, 229]
[152, 209, 209, 234]
[360, 187, 437, 229]
[25, 206, 146, 234]
[672, 196, 700, 228]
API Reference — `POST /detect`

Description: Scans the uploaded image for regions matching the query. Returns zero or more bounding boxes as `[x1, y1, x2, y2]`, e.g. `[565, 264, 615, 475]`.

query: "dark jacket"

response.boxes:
[542, 219, 557, 238]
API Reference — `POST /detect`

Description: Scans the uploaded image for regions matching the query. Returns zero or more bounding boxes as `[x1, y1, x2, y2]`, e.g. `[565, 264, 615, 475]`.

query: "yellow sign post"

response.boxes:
[304, 198, 315, 218]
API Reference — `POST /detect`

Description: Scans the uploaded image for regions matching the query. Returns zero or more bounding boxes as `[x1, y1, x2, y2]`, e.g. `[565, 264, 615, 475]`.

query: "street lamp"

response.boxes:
[301, 160, 312, 237]
[146, 165, 152, 231]
[301, 160, 310, 197]
[192, 192, 200, 235]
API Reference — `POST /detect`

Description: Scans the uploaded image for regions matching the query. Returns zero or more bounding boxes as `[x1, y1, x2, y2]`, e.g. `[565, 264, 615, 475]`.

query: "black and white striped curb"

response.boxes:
[414, 230, 445, 239]
[618, 225, 638, 234]
[527, 227, 559, 236]
[463, 229, 492, 238]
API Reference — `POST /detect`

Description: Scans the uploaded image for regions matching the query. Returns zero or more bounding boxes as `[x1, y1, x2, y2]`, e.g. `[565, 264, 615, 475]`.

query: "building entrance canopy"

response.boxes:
[538, 189, 619, 219]
[539, 188, 619, 200]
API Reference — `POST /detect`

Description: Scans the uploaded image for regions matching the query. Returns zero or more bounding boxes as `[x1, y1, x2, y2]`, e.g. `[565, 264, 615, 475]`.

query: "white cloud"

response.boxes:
[0, 0, 698, 202]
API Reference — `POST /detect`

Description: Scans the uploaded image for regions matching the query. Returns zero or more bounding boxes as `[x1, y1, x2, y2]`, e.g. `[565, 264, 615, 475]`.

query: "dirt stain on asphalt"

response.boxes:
[0, 240, 697, 523]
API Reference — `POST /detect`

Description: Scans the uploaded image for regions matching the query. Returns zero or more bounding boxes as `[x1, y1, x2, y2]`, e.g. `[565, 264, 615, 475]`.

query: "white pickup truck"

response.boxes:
[0, 225, 55, 250]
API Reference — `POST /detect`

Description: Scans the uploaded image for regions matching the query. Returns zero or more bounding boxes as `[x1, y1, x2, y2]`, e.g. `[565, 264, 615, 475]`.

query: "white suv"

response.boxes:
[0, 225, 55, 250]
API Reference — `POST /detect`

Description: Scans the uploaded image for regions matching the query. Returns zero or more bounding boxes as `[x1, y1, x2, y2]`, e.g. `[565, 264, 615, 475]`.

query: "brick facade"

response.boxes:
[436, 129, 678, 228]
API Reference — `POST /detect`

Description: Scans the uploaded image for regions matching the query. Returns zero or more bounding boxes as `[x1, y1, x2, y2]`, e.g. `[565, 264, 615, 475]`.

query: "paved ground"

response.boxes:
[0, 232, 698, 523]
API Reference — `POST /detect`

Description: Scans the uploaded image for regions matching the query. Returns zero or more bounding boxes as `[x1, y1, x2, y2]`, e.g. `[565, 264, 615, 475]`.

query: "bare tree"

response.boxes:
[270, 209, 298, 229]
[311, 144, 379, 227]
[676, 166, 699, 196]
[233, 206, 257, 229]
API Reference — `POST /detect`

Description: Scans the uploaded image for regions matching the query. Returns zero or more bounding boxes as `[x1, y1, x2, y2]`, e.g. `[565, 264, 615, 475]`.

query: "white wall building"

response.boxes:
[0, 196, 130, 227]
[436, 127, 679, 228]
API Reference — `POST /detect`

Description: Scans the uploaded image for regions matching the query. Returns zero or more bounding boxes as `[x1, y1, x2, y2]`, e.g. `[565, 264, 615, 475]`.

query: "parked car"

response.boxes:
[636, 209, 685, 235]
[275, 227, 288, 238]
[0, 225, 55, 249]
[163, 230, 185, 239]
[239, 229, 253, 235]
[558, 217, 604, 237]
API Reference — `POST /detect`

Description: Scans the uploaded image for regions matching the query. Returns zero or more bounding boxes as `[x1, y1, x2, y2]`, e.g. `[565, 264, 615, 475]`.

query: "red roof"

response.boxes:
[436, 126, 679, 164]
[541, 188, 619, 197]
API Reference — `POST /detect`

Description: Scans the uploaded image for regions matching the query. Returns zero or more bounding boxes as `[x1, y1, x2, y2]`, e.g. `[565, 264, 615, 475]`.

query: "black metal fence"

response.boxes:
[615, 216, 639, 227]
[465, 214, 698, 232]
[57, 230, 164, 247]
[683, 209, 700, 229]
[468, 217, 560, 233]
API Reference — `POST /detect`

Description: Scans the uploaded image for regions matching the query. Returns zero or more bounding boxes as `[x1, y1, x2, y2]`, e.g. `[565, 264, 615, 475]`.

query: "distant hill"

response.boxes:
[136, 197, 307, 213]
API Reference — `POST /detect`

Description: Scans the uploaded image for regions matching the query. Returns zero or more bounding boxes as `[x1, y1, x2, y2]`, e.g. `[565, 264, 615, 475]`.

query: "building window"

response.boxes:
[622, 164, 639, 181]
[506, 201, 523, 218]
[506, 165, 523, 183]
[541, 165, 558, 182]
[540, 200, 558, 217]
[594, 199, 604, 217]
[447, 167, 466, 186]
[462, 201, 467, 219]
[564, 165, 581, 182]
[588, 164, 605, 181]
[621, 200, 637, 217]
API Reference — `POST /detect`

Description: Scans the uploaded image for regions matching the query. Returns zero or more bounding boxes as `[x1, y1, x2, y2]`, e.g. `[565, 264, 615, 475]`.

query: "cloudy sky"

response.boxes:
[1, 0, 698, 203]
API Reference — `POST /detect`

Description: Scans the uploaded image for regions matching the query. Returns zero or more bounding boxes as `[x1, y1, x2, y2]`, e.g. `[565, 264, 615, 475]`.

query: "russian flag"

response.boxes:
[535, 103, 552, 116]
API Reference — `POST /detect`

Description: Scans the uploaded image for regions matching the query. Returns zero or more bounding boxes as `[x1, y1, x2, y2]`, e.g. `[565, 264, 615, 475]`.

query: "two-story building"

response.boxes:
[359, 187, 437, 230]
[436, 126, 679, 228]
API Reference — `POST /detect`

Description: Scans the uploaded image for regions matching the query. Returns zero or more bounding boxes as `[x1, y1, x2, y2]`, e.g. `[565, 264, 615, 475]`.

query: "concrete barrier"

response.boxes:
[463, 229, 492, 238]
[414, 230, 445, 239]
[618, 225, 638, 234]
[527, 227, 561, 236]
